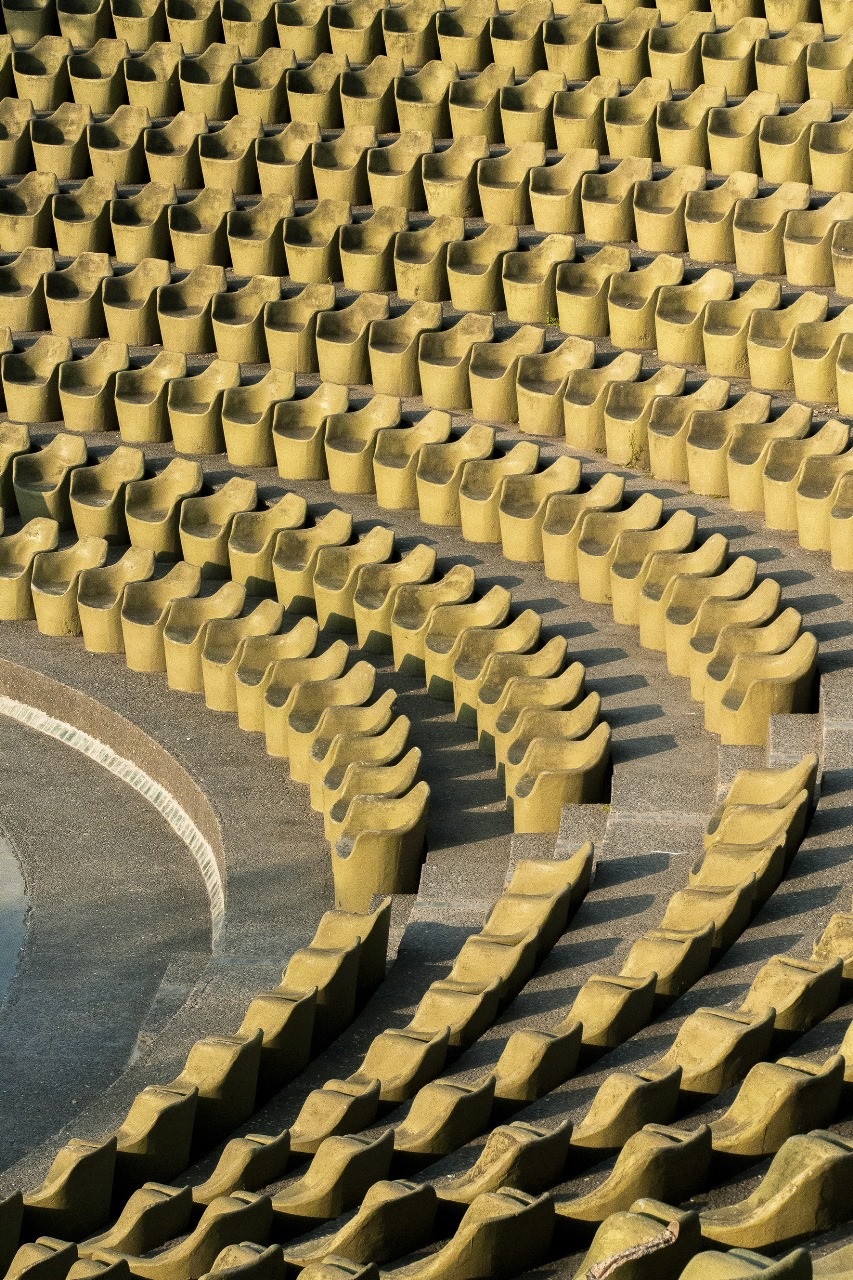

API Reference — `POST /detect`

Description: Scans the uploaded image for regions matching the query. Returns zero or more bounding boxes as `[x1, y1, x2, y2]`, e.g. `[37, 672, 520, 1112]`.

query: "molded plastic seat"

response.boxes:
[125, 456, 203, 556]
[115, 350, 187, 444]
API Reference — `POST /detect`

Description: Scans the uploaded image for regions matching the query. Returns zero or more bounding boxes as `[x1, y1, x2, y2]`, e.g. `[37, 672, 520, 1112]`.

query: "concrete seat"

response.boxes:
[263, 282, 335, 376]
[226, 494, 307, 595]
[490, 0, 553, 75]
[415, 422, 495, 523]
[762, 416, 849, 529]
[313, 525, 395, 630]
[543, 5, 604, 79]
[45, 251, 112, 339]
[684, 169, 759, 263]
[529, 147, 599, 236]
[283, 199, 351, 284]
[603, 364, 686, 468]
[394, 59, 456, 137]
[422, 584, 511, 699]
[390, 562, 475, 673]
[156, 263, 228, 357]
[233, 618, 321, 732]
[69, 444, 144, 543]
[162, 583, 246, 693]
[167, 358, 240, 454]
[125, 456, 203, 556]
[707, 89, 780, 176]
[0, 517, 59, 620]
[366, 130, 433, 213]
[13, 430, 85, 526]
[77, 547, 156, 653]
[233, 48, 294, 124]
[458, 441, 540, 544]
[702, 280, 782, 379]
[115, 350, 186, 445]
[3, 333, 72, 424]
[124, 42, 183, 118]
[657, 82, 726, 169]
[340, 54, 401, 132]
[271, 506, 351, 612]
[706, 631, 818, 745]
[285, 52, 347, 128]
[372, 410, 451, 510]
[553, 75, 617, 154]
[120, 560, 202, 672]
[111, 181, 176, 263]
[747, 290, 829, 392]
[684, 390, 773, 497]
[580, 155, 652, 242]
[221, 368, 296, 469]
[211, 276, 281, 364]
[144, 111, 206, 189]
[198, 114, 263, 194]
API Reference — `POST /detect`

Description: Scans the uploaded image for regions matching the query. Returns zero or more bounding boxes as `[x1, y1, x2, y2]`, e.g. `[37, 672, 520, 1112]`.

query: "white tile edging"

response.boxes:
[0, 695, 225, 943]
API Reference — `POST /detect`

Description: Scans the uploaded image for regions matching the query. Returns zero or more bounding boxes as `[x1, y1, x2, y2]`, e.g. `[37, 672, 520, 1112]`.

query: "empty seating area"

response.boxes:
[2, 0, 853, 1275]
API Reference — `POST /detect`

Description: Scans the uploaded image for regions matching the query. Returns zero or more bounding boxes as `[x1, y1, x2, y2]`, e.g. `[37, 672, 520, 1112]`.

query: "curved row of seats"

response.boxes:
[0, 0, 845, 64]
[0, 429, 613, 829]
[3, 757, 838, 1280]
[6, 10, 853, 103]
[0, 846, 595, 1279]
